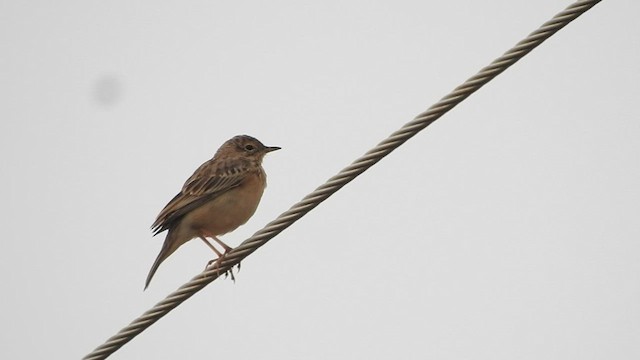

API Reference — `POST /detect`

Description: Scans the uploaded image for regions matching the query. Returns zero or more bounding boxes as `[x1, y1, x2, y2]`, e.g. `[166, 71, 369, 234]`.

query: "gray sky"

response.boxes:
[2, 1, 639, 359]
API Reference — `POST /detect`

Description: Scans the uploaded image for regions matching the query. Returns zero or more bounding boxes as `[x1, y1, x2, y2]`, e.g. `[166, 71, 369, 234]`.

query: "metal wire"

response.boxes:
[83, 1, 602, 358]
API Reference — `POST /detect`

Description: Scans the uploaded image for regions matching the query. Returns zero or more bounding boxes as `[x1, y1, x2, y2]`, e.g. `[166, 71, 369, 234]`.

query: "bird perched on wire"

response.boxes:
[145, 135, 280, 289]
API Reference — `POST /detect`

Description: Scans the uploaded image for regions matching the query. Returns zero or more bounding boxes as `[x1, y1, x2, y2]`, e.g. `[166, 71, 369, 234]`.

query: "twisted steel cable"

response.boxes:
[83, 1, 602, 358]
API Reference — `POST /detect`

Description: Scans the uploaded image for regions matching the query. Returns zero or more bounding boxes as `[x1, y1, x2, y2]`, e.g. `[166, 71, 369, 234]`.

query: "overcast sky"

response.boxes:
[2, 1, 639, 359]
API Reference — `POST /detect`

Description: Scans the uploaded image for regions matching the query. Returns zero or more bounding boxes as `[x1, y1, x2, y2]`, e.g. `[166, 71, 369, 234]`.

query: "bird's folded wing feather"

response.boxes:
[151, 157, 251, 234]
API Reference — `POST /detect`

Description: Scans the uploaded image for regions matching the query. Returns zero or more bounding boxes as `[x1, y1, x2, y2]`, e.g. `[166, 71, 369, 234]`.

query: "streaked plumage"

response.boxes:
[145, 135, 279, 289]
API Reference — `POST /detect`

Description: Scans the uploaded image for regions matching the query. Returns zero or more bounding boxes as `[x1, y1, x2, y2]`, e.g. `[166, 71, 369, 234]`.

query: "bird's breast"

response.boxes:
[186, 170, 267, 236]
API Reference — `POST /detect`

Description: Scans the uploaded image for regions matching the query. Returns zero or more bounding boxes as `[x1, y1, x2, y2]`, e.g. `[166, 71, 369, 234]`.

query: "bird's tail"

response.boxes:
[144, 229, 182, 290]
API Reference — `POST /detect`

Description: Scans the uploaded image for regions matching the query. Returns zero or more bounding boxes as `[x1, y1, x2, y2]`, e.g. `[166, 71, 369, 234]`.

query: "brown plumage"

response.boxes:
[145, 135, 280, 289]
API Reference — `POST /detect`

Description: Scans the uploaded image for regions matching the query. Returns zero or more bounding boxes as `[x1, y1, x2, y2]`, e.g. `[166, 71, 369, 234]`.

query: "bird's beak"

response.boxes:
[265, 146, 281, 153]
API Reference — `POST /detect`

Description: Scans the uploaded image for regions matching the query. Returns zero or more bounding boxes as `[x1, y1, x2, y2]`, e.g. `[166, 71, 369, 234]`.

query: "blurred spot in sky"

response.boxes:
[92, 75, 123, 108]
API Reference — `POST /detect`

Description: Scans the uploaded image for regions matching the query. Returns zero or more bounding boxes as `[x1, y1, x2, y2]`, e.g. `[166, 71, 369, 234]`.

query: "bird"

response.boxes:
[145, 135, 280, 289]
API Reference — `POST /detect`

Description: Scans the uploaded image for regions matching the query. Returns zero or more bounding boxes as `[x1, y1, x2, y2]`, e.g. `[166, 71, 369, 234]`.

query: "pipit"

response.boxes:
[145, 135, 279, 289]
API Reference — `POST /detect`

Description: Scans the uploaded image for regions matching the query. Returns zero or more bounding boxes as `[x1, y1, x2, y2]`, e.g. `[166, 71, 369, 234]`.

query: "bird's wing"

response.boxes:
[151, 157, 251, 234]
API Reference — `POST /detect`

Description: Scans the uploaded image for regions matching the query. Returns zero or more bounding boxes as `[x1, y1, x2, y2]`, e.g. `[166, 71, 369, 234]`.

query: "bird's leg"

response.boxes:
[212, 236, 242, 274]
[199, 236, 224, 259]
[211, 236, 232, 252]
[200, 236, 225, 275]
[200, 235, 236, 280]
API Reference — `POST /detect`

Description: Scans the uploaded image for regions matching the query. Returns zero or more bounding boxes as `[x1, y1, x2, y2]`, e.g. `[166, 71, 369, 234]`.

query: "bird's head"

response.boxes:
[215, 135, 280, 163]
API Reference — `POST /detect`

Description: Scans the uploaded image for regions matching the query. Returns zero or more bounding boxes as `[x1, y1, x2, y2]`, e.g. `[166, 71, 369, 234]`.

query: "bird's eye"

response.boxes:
[244, 144, 256, 151]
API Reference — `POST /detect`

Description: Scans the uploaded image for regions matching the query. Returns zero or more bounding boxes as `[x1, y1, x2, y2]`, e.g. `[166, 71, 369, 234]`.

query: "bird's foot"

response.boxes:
[224, 261, 242, 282]
[205, 255, 238, 281]
[224, 267, 236, 282]
[205, 255, 224, 276]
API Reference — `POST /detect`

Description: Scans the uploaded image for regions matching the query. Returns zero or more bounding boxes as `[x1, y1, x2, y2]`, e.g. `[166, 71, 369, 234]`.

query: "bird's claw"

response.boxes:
[204, 256, 240, 282]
